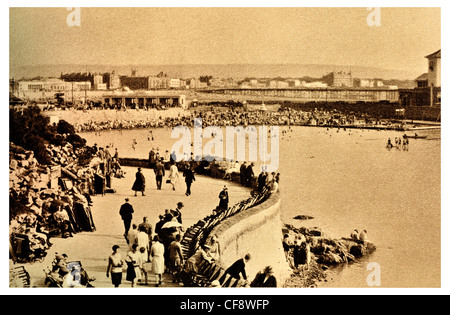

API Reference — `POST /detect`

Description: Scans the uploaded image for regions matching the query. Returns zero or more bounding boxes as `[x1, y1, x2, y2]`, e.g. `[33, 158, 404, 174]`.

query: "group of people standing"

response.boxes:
[110, 198, 187, 287]
[131, 161, 188, 196]
[239, 162, 255, 187]
[386, 136, 409, 150]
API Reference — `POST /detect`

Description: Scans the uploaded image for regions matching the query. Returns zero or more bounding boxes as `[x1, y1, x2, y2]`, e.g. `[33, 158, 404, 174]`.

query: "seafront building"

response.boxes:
[10, 49, 440, 108]
[102, 90, 187, 109]
[400, 49, 441, 107]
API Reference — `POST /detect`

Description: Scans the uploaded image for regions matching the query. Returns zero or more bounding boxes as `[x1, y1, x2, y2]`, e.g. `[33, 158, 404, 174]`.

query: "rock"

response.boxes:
[317, 252, 343, 265]
[349, 244, 366, 258]
[293, 214, 314, 220]
[309, 228, 322, 237]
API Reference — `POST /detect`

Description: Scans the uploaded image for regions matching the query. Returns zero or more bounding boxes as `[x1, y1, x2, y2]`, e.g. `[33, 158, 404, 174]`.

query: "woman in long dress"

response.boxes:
[168, 162, 179, 191]
[150, 235, 165, 286]
[132, 167, 145, 196]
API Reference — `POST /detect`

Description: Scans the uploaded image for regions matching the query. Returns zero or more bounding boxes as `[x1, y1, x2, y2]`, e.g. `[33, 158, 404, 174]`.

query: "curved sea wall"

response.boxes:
[118, 157, 290, 286]
[207, 191, 291, 285]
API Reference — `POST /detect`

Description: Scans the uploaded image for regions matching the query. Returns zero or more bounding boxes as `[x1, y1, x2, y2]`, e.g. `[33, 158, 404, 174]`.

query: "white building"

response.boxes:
[169, 78, 181, 89]
[415, 49, 441, 88]
[360, 79, 384, 88]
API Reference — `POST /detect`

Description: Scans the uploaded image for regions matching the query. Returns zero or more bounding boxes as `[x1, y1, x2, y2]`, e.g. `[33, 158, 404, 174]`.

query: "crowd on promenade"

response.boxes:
[70, 105, 381, 133]
[105, 158, 281, 288]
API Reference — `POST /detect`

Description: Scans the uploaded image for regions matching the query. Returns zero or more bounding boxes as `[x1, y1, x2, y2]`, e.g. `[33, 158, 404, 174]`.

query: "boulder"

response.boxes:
[349, 244, 366, 258]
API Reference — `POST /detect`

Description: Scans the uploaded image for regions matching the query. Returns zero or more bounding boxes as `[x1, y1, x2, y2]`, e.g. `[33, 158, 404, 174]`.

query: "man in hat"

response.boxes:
[183, 165, 196, 196]
[119, 198, 134, 241]
[250, 266, 277, 287]
[172, 202, 184, 224]
[218, 186, 229, 211]
[154, 158, 165, 190]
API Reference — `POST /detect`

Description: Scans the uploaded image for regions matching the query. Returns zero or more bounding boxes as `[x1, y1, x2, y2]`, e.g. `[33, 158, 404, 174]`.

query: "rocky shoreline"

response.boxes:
[282, 224, 376, 288]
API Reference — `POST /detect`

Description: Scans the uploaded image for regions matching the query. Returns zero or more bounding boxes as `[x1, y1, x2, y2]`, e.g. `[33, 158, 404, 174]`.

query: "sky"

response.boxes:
[9, 7, 441, 74]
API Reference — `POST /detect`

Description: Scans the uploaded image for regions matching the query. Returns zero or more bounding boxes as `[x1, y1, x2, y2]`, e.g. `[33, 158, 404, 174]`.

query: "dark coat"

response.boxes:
[250, 272, 277, 287]
[183, 169, 196, 183]
[149, 150, 156, 163]
[240, 163, 247, 176]
[119, 202, 134, 222]
[154, 162, 165, 176]
[132, 171, 145, 191]
[258, 173, 267, 191]
[225, 258, 247, 280]
[218, 190, 229, 210]
[246, 165, 254, 178]
[172, 208, 183, 224]
[155, 219, 165, 235]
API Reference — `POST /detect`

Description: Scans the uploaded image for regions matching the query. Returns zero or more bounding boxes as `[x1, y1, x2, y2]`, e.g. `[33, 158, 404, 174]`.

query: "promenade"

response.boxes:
[10, 166, 251, 288]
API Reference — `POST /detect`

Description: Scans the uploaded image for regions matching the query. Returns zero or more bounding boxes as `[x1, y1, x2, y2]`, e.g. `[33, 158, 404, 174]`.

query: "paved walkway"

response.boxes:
[10, 166, 251, 288]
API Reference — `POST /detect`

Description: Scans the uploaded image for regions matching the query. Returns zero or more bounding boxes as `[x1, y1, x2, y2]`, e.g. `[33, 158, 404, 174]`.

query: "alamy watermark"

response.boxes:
[367, 8, 381, 27]
[366, 262, 381, 287]
[170, 118, 279, 172]
[67, 7, 81, 27]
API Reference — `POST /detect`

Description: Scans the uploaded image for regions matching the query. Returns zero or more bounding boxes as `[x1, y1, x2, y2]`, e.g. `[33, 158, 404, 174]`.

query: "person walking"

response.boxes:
[119, 198, 134, 242]
[138, 216, 153, 243]
[183, 165, 196, 196]
[218, 186, 229, 211]
[132, 167, 146, 196]
[149, 235, 165, 287]
[127, 224, 139, 249]
[154, 158, 165, 190]
[137, 246, 149, 285]
[125, 244, 140, 287]
[136, 226, 150, 259]
[168, 162, 179, 191]
[106, 245, 123, 288]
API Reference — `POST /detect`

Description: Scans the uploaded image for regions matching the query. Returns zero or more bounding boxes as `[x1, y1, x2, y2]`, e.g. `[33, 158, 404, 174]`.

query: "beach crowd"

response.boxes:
[69, 106, 380, 133]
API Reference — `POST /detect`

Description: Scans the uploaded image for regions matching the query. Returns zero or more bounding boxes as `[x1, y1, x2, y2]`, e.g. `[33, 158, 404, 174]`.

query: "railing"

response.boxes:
[179, 186, 272, 287]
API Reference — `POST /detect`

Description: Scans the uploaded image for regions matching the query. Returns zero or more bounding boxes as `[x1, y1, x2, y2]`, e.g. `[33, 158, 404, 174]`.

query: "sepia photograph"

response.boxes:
[5, 3, 447, 296]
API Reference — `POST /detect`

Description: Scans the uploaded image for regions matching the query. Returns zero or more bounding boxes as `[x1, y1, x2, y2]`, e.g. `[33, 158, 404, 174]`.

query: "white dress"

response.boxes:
[150, 241, 165, 274]
[136, 231, 149, 258]
[169, 165, 179, 184]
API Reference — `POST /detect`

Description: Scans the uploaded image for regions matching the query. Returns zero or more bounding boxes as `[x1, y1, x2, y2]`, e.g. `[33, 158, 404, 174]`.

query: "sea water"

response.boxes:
[80, 126, 441, 288]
